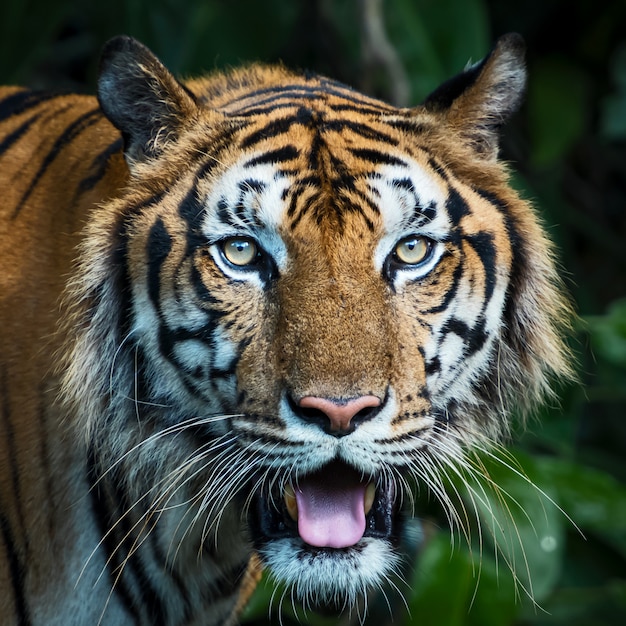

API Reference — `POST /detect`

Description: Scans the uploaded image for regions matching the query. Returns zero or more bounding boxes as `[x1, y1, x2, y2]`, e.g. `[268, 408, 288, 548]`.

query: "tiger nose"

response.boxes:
[296, 395, 382, 435]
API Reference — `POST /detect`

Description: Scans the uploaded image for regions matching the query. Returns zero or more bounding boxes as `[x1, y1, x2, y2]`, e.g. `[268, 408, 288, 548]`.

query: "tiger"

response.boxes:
[0, 33, 572, 625]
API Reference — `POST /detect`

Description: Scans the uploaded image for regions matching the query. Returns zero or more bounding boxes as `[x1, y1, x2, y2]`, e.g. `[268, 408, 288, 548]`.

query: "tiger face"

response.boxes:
[57, 34, 572, 618]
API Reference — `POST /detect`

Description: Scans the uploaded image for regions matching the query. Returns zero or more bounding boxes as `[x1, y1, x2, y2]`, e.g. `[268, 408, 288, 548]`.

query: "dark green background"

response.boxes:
[2, 1, 625, 624]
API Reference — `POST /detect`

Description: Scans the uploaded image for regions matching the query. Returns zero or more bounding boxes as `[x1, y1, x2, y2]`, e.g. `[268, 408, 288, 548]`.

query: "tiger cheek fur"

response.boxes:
[0, 33, 574, 626]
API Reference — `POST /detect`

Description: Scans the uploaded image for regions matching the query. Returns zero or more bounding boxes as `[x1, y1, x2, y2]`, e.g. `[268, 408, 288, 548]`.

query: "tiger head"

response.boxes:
[63, 35, 572, 610]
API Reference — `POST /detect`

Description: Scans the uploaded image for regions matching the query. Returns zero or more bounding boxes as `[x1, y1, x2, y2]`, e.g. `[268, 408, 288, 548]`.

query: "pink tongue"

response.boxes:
[294, 462, 367, 548]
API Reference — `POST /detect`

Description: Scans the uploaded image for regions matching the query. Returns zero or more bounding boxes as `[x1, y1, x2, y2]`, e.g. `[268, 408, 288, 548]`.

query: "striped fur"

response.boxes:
[0, 35, 572, 625]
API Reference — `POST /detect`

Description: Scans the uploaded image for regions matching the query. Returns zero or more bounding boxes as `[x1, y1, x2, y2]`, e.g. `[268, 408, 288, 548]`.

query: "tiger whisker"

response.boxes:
[90, 416, 238, 488]
[82, 433, 238, 592]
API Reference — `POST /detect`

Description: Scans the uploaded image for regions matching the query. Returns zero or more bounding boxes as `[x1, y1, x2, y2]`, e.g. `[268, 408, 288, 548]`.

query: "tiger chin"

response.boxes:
[0, 32, 572, 626]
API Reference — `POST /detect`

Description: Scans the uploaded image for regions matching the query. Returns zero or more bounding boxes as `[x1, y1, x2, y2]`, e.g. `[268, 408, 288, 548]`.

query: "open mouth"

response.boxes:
[252, 459, 399, 551]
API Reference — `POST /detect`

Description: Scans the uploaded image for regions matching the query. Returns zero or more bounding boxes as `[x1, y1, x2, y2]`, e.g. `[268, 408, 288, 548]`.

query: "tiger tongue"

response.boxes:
[294, 463, 367, 549]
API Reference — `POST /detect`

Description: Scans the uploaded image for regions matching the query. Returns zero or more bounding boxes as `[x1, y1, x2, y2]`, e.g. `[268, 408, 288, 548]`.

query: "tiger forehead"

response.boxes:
[209, 71, 400, 118]
[197, 98, 448, 235]
[201, 139, 449, 243]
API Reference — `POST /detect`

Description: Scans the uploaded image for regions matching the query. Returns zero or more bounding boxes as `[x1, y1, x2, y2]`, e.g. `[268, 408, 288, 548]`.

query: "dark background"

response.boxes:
[1, 1, 625, 624]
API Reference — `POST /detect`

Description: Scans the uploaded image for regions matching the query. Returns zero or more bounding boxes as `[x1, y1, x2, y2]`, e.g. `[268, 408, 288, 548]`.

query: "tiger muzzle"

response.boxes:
[251, 459, 399, 550]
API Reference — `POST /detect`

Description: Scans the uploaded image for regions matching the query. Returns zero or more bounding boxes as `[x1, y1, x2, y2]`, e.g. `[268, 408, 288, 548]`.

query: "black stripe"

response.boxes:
[323, 119, 399, 144]
[244, 145, 299, 167]
[240, 116, 299, 149]
[227, 97, 310, 118]
[329, 102, 398, 116]
[11, 108, 101, 219]
[286, 182, 307, 218]
[147, 217, 228, 399]
[90, 445, 177, 625]
[0, 370, 29, 561]
[225, 82, 394, 114]
[36, 385, 57, 540]
[424, 356, 441, 375]
[146, 218, 173, 310]
[0, 112, 41, 157]
[476, 189, 531, 367]
[107, 478, 168, 626]
[386, 118, 431, 137]
[190, 258, 221, 305]
[475, 188, 524, 301]
[0, 90, 58, 123]
[180, 175, 209, 230]
[0, 510, 31, 626]
[390, 177, 415, 193]
[87, 450, 141, 622]
[77, 137, 123, 196]
[427, 156, 448, 180]
[195, 122, 245, 175]
[91, 203, 144, 353]
[230, 83, 332, 104]
[232, 92, 323, 115]
[350, 147, 407, 167]
[349, 186, 382, 217]
[442, 318, 470, 341]
[209, 559, 249, 601]
[238, 178, 266, 194]
[317, 78, 396, 111]
[389, 178, 436, 224]
[230, 99, 318, 118]
[148, 530, 192, 623]
[445, 185, 470, 224]
[422, 251, 463, 315]
[440, 316, 490, 358]
[466, 316, 489, 356]
[465, 232, 497, 304]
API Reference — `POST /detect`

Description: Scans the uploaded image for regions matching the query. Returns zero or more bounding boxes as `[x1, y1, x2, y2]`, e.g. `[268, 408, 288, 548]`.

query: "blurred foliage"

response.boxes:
[1, 0, 625, 624]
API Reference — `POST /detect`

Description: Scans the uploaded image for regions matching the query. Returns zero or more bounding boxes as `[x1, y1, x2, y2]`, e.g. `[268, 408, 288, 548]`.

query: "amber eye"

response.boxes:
[394, 236, 431, 265]
[220, 237, 259, 267]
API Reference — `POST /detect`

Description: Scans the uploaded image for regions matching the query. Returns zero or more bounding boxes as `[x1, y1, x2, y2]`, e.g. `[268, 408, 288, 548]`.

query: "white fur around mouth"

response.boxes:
[260, 536, 400, 607]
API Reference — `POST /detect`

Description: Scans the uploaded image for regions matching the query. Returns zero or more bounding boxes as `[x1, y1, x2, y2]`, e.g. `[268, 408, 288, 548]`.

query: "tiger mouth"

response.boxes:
[251, 459, 399, 550]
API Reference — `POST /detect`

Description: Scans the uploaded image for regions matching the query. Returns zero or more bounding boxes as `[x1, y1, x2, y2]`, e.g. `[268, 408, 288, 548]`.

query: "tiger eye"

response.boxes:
[221, 238, 258, 266]
[394, 236, 430, 265]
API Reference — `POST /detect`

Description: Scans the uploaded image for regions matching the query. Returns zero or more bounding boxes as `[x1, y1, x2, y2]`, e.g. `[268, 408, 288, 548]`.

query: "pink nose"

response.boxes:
[297, 395, 382, 434]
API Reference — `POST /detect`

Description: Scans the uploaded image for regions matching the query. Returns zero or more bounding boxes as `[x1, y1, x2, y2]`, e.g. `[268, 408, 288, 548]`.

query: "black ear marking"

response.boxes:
[97, 35, 197, 164]
[423, 33, 527, 159]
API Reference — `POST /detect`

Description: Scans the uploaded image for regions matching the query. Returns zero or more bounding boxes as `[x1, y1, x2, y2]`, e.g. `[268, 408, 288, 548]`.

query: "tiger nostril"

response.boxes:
[353, 405, 378, 423]
[293, 395, 382, 435]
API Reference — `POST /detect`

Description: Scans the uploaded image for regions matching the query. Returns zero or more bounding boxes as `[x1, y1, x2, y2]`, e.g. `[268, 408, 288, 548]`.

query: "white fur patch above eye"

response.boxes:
[370, 160, 450, 275]
[201, 158, 290, 272]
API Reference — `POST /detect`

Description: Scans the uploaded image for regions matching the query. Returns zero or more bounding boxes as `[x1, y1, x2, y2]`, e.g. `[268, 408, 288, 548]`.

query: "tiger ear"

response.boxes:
[423, 33, 526, 159]
[97, 36, 198, 164]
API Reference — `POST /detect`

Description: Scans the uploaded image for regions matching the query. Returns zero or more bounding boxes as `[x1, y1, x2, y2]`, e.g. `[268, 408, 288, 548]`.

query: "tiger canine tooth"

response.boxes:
[284, 484, 298, 521]
[364, 483, 375, 515]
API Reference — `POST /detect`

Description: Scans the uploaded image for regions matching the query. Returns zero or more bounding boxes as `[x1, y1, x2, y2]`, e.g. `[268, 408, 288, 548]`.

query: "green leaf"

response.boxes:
[528, 58, 589, 166]
[586, 299, 626, 369]
[408, 532, 476, 626]
[538, 457, 626, 556]
[408, 530, 520, 626]
[452, 450, 566, 603]
[385, 0, 489, 102]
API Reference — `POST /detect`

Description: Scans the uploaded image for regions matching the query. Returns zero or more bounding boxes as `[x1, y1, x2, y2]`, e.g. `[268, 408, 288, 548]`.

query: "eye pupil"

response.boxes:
[222, 238, 258, 266]
[394, 236, 430, 265]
